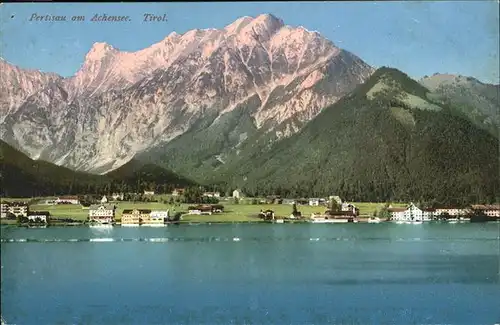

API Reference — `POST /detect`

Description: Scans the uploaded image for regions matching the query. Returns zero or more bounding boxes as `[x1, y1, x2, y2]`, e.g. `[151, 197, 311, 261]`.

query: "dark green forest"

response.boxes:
[0, 140, 195, 197]
[215, 68, 499, 206]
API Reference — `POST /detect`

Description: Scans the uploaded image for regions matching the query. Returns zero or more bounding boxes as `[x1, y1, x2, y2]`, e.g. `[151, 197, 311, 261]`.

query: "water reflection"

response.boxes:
[89, 224, 114, 237]
[1, 223, 500, 325]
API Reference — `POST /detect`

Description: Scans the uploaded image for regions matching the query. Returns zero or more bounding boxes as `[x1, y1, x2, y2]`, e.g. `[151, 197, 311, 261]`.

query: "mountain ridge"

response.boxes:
[0, 14, 374, 174]
[209, 67, 499, 205]
[419, 73, 499, 136]
[1, 14, 498, 205]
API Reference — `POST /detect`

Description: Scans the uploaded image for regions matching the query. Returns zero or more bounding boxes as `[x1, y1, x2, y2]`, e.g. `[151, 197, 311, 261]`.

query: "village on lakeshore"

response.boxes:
[1, 188, 499, 227]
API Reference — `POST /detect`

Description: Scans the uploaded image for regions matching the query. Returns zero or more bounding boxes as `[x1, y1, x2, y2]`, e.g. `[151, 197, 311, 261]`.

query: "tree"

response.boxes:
[169, 212, 183, 222]
[292, 203, 301, 218]
[378, 203, 391, 220]
[330, 199, 341, 212]
[17, 216, 28, 224]
[123, 193, 132, 202]
[183, 186, 203, 203]
[440, 212, 451, 220]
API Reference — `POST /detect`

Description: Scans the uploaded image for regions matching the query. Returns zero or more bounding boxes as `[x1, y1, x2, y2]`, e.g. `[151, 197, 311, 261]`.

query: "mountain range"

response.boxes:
[1, 14, 498, 203]
[217, 68, 499, 205]
[1, 14, 373, 174]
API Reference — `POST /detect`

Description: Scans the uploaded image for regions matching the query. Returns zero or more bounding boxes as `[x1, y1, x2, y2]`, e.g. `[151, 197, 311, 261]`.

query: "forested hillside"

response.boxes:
[106, 158, 196, 192]
[0, 140, 195, 197]
[3, 68, 498, 205]
[217, 68, 499, 206]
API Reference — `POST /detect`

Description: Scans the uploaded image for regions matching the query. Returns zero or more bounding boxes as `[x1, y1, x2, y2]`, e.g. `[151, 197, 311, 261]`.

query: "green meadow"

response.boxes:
[29, 202, 172, 221]
[22, 199, 406, 223]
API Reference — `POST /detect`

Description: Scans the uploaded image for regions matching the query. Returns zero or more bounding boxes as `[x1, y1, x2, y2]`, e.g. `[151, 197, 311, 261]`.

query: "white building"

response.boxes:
[471, 205, 500, 218]
[484, 208, 499, 218]
[434, 208, 469, 217]
[101, 196, 108, 203]
[144, 191, 155, 196]
[0, 203, 9, 218]
[188, 206, 212, 215]
[111, 193, 124, 201]
[341, 203, 357, 214]
[3, 203, 29, 217]
[309, 199, 320, 206]
[27, 214, 48, 223]
[232, 189, 242, 199]
[388, 207, 406, 221]
[389, 203, 428, 222]
[422, 209, 435, 221]
[203, 192, 220, 198]
[143, 210, 167, 226]
[89, 204, 115, 224]
[56, 196, 80, 205]
[188, 209, 202, 215]
[309, 211, 356, 223]
[151, 210, 169, 219]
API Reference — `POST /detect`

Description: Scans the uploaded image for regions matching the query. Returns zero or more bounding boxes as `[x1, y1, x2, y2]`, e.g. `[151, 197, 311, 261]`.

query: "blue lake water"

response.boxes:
[1, 223, 500, 325]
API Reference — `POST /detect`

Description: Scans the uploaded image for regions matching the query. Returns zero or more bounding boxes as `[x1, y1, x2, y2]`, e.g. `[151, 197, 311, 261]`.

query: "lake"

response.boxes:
[1, 223, 500, 324]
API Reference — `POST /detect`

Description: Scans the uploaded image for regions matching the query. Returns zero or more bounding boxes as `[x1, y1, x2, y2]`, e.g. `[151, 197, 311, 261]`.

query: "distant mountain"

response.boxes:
[1, 14, 373, 174]
[0, 140, 194, 197]
[420, 74, 499, 136]
[216, 68, 499, 205]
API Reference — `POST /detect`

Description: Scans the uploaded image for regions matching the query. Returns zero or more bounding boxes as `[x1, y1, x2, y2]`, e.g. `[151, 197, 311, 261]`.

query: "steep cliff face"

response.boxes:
[0, 58, 63, 124]
[1, 14, 374, 174]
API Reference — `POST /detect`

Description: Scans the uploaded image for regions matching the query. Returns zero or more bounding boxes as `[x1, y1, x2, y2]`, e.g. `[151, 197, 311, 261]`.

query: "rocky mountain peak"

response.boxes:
[224, 16, 253, 34]
[165, 31, 180, 40]
[86, 42, 118, 60]
[253, 13, 284, 29]
[225, 14, 284, 36]
[236, 14, 285, 41]
[1, 14, 374, 174]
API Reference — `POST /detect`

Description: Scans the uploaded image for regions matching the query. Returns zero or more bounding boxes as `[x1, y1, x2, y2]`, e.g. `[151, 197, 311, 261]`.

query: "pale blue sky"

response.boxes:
[1, 2, 498, 83]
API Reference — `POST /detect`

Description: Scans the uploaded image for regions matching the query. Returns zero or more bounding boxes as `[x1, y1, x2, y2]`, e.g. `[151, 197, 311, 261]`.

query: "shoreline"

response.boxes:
[2, 220, 499, 228]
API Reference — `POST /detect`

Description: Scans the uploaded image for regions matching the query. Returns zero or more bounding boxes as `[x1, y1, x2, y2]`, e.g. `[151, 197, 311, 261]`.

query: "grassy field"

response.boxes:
[354, 202, 406, 216]
[0, 219, 17, 225]
[29, 202, 173, 221]
[24, 200, 407, 222]
[1, 198, 38, 203]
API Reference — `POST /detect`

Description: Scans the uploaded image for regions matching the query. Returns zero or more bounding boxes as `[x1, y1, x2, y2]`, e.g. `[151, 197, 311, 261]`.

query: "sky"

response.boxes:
[1, 1, 499, 84]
